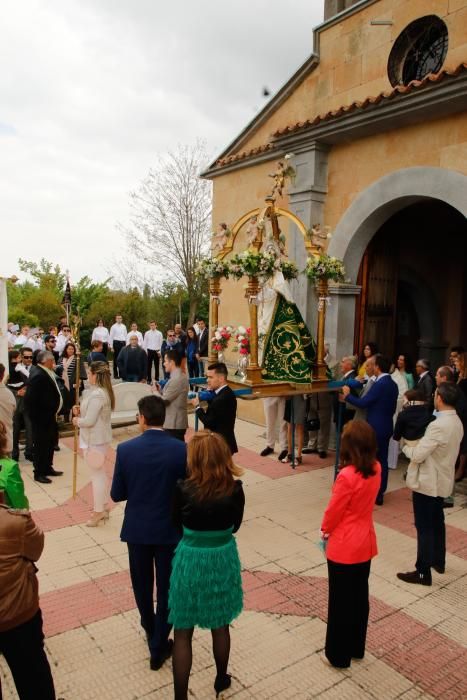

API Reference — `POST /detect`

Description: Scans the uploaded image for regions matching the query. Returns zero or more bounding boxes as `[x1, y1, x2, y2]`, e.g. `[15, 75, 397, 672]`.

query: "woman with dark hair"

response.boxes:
[56, 342, 87, 418]
[357, 342, 378, 378]
[185, 327, 199, 381]
[169, 430, 244, 699]
[320, 420, 381, 668]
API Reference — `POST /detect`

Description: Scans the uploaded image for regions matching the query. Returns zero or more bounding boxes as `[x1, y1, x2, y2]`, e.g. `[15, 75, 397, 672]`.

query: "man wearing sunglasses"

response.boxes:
[33, 335, 59, 365]
[11, 348, 35, 462]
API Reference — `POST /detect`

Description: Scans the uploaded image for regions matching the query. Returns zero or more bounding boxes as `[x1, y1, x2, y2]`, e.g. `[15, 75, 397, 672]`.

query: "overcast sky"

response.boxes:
[1, 0, 324, 286]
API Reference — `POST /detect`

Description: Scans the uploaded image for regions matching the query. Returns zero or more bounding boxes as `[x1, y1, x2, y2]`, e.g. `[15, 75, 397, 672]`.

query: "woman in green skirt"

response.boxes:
[169, 430, 245, 699]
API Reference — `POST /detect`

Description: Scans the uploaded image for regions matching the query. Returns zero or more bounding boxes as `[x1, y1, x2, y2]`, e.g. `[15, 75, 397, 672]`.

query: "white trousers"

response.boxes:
[264, 397, 288, 451]
[84, 444, 110, 512]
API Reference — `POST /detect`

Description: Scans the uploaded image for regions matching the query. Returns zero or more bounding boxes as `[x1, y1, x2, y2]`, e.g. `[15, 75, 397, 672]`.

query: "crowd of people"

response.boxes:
[0, 318, 465, 698]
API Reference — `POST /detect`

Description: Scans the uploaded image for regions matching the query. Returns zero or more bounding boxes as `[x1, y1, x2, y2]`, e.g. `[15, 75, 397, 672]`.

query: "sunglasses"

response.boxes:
[22, 356, 33, 360]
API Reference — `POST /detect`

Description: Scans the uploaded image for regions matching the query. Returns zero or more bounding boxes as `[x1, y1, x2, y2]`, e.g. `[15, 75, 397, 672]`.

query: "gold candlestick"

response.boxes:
[208, 277, 222, 364]
[313, 277, 328, 381]
[245, 275, 263, 383]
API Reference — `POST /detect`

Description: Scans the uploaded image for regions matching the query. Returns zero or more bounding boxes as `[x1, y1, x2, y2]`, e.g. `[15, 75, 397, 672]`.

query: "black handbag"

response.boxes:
[305, 395, 321, 432]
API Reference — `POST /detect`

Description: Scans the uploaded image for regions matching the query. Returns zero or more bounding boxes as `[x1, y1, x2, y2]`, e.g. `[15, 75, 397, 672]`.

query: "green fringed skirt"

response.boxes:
[168, 527, 243, 630]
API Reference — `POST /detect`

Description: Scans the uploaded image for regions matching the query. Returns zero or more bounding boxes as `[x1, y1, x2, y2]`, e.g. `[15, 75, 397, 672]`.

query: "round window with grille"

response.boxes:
[388, 15, 448, 87]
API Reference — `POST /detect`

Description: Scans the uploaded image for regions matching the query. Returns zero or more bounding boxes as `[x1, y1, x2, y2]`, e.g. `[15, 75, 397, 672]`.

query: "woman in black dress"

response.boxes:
[169, 430, 245, 699]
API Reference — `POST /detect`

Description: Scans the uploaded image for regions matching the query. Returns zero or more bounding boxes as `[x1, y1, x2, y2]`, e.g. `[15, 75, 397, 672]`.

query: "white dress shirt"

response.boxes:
[126, 330, 144, 347]
[109, 322, 127, 346]
[91, 326, 110, 343]
[144, 329, 163, 352]
[15, 334, 29, 347]
[55, 333, 72, 354]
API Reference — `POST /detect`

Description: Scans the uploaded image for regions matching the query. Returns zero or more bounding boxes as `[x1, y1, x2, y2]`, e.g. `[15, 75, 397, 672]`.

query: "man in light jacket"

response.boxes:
[397, 382, 463, 586]
[154, 349, 189, 442]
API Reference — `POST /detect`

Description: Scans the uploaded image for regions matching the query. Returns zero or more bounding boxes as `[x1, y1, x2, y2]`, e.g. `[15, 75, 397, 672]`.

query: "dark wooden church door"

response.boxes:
[354, 233, 398, 357]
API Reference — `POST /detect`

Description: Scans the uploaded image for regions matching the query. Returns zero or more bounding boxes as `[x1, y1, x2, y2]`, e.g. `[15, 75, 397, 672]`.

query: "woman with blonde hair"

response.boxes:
[169, 430, 245, 699]
[72, 361, 115, 527]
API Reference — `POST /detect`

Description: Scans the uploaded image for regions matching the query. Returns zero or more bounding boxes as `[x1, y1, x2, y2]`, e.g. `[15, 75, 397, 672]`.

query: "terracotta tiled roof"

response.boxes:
[216, 143, 273, 167]
[272, 63, 467, 138]
[213, 63, 467, 168]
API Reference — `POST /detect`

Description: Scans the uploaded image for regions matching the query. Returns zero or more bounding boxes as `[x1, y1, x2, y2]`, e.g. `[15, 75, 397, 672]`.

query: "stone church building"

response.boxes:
[203, 0, 467, 396]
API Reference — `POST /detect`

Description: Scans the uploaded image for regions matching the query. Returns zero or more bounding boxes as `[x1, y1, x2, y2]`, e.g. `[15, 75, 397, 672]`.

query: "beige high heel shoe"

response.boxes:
[86, 511, 107, 527]
[103, 505, 110, 520]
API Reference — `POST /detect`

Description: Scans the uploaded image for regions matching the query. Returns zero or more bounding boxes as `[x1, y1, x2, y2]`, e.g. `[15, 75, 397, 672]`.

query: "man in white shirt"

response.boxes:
[15, 326, 30, 347]
[109, 314, 127, 379]
[143, 321, 163, 383]
[55, 325, 73, 355]
[126, 323, 144, 347]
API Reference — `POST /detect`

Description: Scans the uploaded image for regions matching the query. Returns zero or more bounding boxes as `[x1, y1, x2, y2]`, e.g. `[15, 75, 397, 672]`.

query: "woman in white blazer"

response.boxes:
[72, 361, 115, 527]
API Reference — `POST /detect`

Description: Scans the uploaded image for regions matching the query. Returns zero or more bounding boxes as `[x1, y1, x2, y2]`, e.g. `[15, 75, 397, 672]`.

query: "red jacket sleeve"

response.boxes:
[321, 469, 353, 535]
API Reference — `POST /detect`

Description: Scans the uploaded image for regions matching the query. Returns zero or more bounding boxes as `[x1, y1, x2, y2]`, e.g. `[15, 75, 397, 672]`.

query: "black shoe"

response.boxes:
[277, 449, 288, 461]
[214, 673, 231, 697]
[150, 639, 173, 670]
[442, 500, 454, 508]
[375, 494, 384, 506]
[35, 475, 52, 484]
[302, 447, 318, 454]
[46, 468, 63, 477]
[260, 446, 274, 457]
[433, 564, 445, 574]
[24, 452, 34, 462]
[319, 451, 328, 459]
[397, 570, 432, 586]
[54, 445, 60, 452]
[281, 453, 293, 464]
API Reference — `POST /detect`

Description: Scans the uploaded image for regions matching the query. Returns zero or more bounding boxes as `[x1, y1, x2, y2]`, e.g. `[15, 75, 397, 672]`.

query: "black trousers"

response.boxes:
[0, 610, 55, 700]
[12, 396, 34, 459]
[164, 428, 186, 442]
[413, 491, 445, 574]
[325, 559, 371, 668]
[147, 350, 160, 382]
[127, 542, 175, 658]
[113, 340, 126, 378]
[32, 421, 56, 477]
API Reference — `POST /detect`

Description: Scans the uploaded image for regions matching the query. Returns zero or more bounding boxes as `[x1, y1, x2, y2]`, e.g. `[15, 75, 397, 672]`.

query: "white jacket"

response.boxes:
[402, 410, 463, 497]
[77, 387, 112, 447]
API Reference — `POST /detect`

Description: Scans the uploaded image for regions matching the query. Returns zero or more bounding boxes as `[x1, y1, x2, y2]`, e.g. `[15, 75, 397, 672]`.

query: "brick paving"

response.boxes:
[1, 418, 466, 699]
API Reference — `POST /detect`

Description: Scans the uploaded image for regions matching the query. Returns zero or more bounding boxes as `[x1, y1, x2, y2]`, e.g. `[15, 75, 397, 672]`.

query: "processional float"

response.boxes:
[200, 159, 346, 399]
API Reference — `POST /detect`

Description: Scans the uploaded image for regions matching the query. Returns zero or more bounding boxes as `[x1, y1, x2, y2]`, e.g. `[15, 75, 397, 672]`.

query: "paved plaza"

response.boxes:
[1, 417, 466, 699]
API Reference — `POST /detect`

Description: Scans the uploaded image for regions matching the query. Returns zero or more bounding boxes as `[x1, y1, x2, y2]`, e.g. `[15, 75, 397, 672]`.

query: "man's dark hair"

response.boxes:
[20, 347, 33, 358]
[404, 388, 425, 402]
[208, 362, 228, 378]
[0, 363, 5, 381]
[196, 318, 205, 324]
[374, 354, 391, 374]
[451, 346, 465, 354]
[165, 349, 182, 367]
[437, 366, 454, 382]
[137, 395, 165, 426]
[436, 382, 459, 408]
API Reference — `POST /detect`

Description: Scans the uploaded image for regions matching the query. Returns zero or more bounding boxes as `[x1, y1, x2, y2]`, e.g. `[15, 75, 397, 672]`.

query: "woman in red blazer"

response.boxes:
[321, 420, 381, 668]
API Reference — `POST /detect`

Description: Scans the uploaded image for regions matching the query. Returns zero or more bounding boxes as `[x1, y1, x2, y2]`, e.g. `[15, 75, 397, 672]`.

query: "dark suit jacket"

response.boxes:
[197, 328, 209, 357]
[334, 370, 360, 423]
[117, 346, 148, 381]
[196, 385, 238, 454]
[345, 374, 398, 439]
[110, 429, 187, 545]
[416, 372, 435, 407]
[23, 366, 61, 425]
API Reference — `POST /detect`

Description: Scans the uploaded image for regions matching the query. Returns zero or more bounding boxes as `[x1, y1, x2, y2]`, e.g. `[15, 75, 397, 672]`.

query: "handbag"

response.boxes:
[305, 395, 321, 432]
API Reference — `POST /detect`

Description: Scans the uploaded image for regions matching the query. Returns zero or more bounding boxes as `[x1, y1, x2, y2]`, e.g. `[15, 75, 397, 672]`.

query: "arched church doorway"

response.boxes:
[354, 200, 467, 367]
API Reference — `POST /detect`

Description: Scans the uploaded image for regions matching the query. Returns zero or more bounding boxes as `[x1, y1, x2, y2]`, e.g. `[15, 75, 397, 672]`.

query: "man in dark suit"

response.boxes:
[415, 358, 435, 409]
[110, 395, 186, 670]
[342, 355, 398, 505]
[334, 355, 360, 426]
[23, 351, 63, 483]
[195, 318, 209, 377]
[117, 334, 148, 382]
[191, 362, 238, 454]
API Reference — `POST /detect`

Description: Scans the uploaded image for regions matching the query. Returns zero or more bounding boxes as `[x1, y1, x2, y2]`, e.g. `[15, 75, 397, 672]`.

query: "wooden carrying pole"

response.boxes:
[72, 314, 81, 498]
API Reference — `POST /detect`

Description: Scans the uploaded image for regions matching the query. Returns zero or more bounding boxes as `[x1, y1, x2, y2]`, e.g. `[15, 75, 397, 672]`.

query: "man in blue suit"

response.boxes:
[111, 395, 186, 670]
[342, 354, 398, 505]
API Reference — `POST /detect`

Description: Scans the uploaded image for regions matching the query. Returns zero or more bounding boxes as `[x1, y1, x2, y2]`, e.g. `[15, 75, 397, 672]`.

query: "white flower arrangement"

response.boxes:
[228, 250, 277, 282]
[196, 258, 230, 279]
[304, 254, 346, 283]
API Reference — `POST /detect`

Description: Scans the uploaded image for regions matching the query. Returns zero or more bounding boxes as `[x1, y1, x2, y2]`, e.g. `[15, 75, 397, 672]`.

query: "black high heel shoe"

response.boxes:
[214, 673, 231, 697]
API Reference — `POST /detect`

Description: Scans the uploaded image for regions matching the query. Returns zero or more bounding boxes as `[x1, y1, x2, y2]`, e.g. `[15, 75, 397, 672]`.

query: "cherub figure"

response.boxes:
[211, 222, 230, 253]
[310, 223, 331, 251]
[245, 215, 261, 248]
[268, 154, 296, 198]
